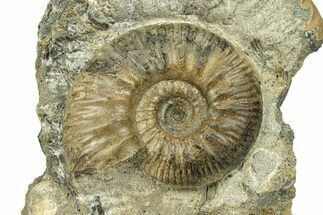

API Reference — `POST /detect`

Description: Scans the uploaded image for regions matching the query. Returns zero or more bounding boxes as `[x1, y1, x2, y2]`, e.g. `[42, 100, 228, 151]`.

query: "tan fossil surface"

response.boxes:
[301, 0, 323, 41]
[24, 0, 322, 214]
[63, 24, 263, 188]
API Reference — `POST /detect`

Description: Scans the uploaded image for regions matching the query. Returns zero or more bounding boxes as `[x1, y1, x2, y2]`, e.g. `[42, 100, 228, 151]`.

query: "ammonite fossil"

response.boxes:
[63, 23, 262, 188]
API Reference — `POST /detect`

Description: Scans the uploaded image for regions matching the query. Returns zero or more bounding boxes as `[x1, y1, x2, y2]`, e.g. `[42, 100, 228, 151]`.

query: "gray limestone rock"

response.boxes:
[23, 0, 323, 214]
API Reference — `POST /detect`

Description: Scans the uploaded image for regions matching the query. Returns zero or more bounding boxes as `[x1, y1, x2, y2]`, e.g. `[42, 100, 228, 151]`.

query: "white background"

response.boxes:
[0, 1, 322, 214]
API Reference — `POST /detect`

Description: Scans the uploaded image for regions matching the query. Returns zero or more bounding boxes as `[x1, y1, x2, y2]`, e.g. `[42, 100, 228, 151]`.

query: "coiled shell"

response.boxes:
[63, 23, 262, 188]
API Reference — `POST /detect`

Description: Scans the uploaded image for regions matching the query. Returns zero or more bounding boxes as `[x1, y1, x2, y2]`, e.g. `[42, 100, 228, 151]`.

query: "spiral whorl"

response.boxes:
[136, 80, 207, 139]
[63, 23, 262, 188]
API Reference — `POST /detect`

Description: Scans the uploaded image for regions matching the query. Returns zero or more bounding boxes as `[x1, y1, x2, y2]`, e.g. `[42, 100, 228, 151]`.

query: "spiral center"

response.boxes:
[135, 80, 208, 139]
[172, 109, 185, 121]
[158, 97, 194, 135]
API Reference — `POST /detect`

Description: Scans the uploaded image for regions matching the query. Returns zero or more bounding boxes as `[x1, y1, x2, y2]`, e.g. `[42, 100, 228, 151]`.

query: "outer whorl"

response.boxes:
[63, 23, 262, 188]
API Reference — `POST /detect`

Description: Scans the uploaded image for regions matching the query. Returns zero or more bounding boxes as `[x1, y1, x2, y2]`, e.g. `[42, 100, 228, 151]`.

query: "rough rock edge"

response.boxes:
[23, 0, 323, 214]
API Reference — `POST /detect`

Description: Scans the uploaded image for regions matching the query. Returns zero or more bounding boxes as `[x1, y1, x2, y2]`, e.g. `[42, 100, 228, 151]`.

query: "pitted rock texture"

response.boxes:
[23, 0, 322, 214]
